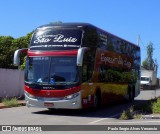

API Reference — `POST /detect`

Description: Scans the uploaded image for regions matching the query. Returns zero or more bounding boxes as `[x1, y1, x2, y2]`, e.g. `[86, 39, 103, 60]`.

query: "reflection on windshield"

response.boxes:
[25, 56, 79, 85]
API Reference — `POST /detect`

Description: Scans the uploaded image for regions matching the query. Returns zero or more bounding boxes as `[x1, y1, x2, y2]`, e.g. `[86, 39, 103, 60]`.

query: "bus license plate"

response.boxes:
[44, 102, 54, 107]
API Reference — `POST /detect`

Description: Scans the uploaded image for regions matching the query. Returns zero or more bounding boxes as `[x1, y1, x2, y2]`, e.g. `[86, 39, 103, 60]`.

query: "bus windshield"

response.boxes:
[25, 56, 79, 85]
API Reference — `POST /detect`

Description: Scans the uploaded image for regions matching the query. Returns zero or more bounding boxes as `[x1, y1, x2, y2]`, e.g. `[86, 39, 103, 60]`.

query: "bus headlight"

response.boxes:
[64, 92, 79, 100]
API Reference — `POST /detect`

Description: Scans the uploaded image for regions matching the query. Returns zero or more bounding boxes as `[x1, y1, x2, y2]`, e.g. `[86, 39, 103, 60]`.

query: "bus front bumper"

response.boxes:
[25, 91, 82, 109]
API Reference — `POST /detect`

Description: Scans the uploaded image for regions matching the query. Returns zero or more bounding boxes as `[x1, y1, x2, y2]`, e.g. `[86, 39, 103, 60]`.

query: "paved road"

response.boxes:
[0, 89, 160, 134]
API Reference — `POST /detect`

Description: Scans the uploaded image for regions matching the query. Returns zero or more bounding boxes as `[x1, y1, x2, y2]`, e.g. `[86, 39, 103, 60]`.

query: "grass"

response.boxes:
[119, 97, 160, 120]
[2, 97, 21, 107]
[119, 106, 136, 120]
[119, 110, 132, 120]
[152, 98, 160, 113]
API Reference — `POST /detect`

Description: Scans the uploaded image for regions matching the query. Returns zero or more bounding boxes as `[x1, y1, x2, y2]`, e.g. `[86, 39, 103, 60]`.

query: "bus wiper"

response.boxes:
[25, 82, 37, 88]
[54, 82, 67, 85]
[26, 82, 37, 85]
[54, 82, 76, 85]
[66, 82, 77, 85]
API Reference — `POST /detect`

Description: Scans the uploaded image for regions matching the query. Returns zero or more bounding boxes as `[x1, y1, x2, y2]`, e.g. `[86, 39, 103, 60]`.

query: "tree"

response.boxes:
[142, 42, 158, 74]
[12, 32, 33, 68]
[0, 32, 33, 68]
[0, 36, 15, 68]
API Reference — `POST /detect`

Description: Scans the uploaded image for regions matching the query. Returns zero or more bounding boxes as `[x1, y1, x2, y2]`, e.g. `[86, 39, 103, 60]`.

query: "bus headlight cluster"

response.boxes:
[64, 92, 79, 100]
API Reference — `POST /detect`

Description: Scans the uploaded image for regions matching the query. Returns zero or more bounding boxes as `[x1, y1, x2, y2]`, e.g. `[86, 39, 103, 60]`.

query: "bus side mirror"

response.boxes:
[77, 47, 89, 66]
[13, 48, 28, 66]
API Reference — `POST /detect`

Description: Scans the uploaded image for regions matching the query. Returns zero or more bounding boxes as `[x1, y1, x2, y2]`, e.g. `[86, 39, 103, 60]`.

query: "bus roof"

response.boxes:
[36, 22, 140, 48]
[37, 22, 90, 28]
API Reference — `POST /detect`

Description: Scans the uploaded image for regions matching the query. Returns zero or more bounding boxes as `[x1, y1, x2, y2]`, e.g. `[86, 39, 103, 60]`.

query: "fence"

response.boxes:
[0, 68, 24, 99]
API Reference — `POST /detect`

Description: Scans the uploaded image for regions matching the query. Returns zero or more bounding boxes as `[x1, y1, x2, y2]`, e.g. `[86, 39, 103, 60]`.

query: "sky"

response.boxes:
[0, 0, 160, 77]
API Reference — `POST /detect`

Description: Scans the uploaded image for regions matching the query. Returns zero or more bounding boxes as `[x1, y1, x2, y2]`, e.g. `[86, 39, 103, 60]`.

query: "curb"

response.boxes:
[142, 115, 160, 119]
[0, 105, 8, 109]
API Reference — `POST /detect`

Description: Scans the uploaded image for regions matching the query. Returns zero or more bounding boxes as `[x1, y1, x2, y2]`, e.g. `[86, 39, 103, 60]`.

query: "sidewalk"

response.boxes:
[0, 100, 25, 109]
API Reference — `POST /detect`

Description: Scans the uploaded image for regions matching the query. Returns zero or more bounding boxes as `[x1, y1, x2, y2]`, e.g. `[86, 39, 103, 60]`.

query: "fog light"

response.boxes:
[72, 101, 77, 105]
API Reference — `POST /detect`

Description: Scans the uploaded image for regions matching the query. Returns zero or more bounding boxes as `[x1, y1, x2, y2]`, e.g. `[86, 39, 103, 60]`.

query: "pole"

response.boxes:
[137, 35, 140, 46]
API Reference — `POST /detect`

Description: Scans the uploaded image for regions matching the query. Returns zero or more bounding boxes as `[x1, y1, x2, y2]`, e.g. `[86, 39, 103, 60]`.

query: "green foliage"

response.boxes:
[119, 106, 143, 120]
[0, 36, 15, 68]
[2, 97, 20, 107]
[152, 98, 160, 113]
[142, 42, 158, 73]
[119, 97, 160, 120]
[133, 113, 142, 119]
[142, 60, 148, 69]
[119, 109, 133, 120]
[0, 32, 33, 69]
[20, 56, 27, 70]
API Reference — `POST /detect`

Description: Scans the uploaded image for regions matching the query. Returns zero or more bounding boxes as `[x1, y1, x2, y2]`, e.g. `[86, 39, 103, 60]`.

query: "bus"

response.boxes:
[14, 23, 141, 110]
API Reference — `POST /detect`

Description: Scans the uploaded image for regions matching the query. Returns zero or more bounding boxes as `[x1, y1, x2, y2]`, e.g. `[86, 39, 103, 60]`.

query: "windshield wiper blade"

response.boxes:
[26, 82, 37, 85]
[53, 82, 77, 85]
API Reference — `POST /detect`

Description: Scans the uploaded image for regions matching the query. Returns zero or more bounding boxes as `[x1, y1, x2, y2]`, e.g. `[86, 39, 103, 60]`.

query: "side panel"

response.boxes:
[81, 26, 140, 107]
[94, 50, 133, 103]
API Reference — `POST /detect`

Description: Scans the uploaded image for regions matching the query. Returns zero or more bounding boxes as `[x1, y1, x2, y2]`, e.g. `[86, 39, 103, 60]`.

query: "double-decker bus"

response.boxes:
[14, 23, 141, 110]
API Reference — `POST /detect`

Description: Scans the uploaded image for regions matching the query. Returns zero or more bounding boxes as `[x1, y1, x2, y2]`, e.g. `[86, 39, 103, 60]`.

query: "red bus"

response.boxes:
[14, 23, 141, 109]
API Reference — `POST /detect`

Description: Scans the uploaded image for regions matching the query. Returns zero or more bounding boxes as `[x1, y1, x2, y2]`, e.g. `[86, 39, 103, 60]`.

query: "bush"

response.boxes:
[119, 97, 160, 120]
[119, 107, 133, 120]
[152, 98, 160, 113]
[2, 97, 20, 107]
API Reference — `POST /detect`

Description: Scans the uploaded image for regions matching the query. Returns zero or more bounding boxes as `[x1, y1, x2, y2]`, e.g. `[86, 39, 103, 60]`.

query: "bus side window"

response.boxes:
[82, 65, 87, 82]
[82, 50, 95, 82]
[82, 64, 93, 82]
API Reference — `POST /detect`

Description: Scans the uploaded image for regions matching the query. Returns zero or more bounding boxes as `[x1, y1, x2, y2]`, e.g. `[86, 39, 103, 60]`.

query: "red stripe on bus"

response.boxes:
[28, 50, 78, 56]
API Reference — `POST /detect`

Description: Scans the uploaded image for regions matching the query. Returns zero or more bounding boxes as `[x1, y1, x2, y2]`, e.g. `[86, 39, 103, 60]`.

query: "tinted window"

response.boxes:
[83, 27, 99, 47]
[82, 50, 95, 82]
[97, 30, 108, 50]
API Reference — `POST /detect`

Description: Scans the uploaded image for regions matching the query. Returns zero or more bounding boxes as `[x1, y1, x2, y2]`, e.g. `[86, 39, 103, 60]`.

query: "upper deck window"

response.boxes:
[30, 28, 83, 50]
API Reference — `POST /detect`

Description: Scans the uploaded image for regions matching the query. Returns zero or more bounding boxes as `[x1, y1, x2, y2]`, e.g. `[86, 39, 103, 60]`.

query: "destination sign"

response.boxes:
[30, 29, 83, 50]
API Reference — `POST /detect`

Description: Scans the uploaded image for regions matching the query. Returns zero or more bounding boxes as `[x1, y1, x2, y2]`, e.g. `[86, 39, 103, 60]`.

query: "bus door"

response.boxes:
[81, 50, 95, 107]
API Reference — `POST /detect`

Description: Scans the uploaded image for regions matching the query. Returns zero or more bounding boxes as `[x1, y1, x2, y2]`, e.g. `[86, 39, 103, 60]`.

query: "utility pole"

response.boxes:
[137, 34, 140, 46]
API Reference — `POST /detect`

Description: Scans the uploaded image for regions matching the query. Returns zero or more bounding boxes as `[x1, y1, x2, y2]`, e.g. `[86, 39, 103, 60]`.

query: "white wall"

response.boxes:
[0, 68, 24, 98]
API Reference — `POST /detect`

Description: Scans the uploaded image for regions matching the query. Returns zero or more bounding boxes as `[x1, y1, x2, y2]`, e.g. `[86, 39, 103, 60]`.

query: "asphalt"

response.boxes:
[0, 89, 160, 120]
